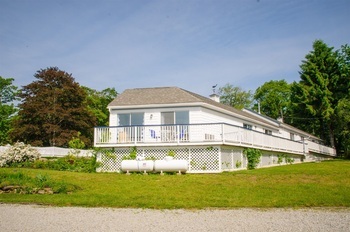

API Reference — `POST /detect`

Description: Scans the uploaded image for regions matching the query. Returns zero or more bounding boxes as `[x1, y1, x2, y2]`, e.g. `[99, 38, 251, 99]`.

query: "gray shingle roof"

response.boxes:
[108, 87, 200, 106]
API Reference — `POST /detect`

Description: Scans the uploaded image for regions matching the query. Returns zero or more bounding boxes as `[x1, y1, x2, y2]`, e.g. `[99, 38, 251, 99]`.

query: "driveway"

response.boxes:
[0, 204, 349, 231]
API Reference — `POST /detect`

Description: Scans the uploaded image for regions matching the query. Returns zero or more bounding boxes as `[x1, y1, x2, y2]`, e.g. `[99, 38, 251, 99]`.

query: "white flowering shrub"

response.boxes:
[0, 142, 41, 167]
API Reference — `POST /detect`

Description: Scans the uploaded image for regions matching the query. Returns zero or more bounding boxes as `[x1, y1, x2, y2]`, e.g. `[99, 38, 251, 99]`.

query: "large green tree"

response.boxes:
[335, 44, 350, 101]
[10, 67, 97, 147]
[82, 86, 117, 126]
[254, 80, 291, 120]
[336, 98, 350, 157]
[290, 40, 343, 149]
[218, 83, 253, 109]
[0, 76, 19, 144]
[334, 44, 350, 157]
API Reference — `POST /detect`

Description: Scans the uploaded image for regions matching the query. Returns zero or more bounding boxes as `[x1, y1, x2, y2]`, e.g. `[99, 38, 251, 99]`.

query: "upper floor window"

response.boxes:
[290, 133, 295, 141]
[161, 111, 189, 124]
[243, 123, 252, 130]
[264, 129, 272, 135]
[118, 113, 144, 126]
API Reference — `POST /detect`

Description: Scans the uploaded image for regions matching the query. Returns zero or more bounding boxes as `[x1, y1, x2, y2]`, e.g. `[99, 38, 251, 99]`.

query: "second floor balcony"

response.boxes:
[94, 123, 336, 157]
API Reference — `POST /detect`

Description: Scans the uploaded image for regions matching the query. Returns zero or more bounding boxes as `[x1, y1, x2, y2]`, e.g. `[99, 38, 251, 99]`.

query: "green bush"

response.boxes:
[0, 171, 79, 194]
[50, 155, 98, 172]
[27, 153, 100, 173]
[122, 147, 137, 160]
[243, 148, 262, 170]
[277, 154, 295, 164]
[235, 160, 242, 168]
[68, 132, 86, 149]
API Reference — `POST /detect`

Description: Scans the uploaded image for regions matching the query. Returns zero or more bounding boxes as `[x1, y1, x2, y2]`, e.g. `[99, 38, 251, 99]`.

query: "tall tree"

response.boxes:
[336, 98, 350, 157]
[82, 86, 117, 126]
[254, 80, 291, 120]
[334, 44, 350, 157]
[335, 44, 350, 101]
[290, 40, 341, 148]
[10, 67, 97, 147]
[218, 84, 253, 109]
[0, 76, 19, 144]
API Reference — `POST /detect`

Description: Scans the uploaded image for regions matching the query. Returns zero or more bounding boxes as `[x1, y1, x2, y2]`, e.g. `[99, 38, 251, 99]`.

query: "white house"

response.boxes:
[94, 87, 336, 173]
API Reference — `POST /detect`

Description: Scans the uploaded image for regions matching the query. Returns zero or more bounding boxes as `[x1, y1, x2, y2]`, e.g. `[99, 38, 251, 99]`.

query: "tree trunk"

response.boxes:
[328, 122, 336, 149]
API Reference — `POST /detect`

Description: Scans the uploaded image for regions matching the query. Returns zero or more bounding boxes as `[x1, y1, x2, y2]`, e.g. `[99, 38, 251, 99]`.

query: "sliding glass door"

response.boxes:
[117, 113, 144, 142]
[161, 111, 189, 141]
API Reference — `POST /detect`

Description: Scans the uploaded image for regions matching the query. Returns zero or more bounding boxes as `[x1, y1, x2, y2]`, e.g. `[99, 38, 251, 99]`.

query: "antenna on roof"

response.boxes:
[212, 84, 217, 94]
[210, 84, 220, 102]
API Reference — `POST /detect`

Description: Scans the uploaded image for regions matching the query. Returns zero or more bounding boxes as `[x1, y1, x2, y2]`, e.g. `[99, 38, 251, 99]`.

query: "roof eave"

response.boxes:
[242, 109, 280, 127]
[202, 103, 280, 130]
[108, 102, 202, 111]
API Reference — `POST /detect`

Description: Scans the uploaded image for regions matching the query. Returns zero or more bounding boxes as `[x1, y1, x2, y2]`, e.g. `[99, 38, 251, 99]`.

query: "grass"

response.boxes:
[0, 160, 349, 209]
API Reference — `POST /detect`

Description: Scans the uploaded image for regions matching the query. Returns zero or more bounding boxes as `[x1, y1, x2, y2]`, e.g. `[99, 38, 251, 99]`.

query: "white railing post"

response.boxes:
[110, 127, 117, 144]
[221, 124, 225, 143]
[177, 125, 180, 144]
[93, 128, 97, 146]
[134, 126, 137, 145]
[239, 127, 242, 145]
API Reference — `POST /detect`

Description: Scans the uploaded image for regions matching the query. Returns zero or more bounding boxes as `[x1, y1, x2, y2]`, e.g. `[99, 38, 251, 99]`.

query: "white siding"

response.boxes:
[192, 107, 242, 126]
[192, 107, 275, 135]
[261, 154, 272, 167]
[109, 107, 195, 126]
[144, 111, 161, 125]
[109, 113, 118, 127]
[108, 106, 309, 147]
[278, 128, 304, 142]
[110, 106, 277, 136]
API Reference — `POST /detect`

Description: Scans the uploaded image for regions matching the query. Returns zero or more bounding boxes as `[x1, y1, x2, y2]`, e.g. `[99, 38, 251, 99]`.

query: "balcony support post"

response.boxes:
[134, 126, 137, 145]
[221, 124, 225, 143]
[177, 125, 180, 144]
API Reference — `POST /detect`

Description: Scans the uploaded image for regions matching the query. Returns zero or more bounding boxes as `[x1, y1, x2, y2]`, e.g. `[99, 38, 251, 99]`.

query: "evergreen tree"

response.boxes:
[336, 98, 350, 157]
[290, 40, 341, 148]
[10, 67, 97, 147]
[334, 44, 350, 157]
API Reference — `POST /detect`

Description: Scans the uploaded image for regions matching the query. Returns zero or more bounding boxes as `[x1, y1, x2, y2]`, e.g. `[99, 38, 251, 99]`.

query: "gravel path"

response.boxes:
[0, 204, 349, 232]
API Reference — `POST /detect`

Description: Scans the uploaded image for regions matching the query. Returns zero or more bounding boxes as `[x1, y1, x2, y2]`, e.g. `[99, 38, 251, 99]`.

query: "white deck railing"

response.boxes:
[307, 140, 337, 156]
[94, 123, 336, 156]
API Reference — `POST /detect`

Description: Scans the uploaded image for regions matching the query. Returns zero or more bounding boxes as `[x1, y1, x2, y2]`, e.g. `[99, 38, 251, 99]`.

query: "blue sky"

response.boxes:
[1, 0, 349, 97]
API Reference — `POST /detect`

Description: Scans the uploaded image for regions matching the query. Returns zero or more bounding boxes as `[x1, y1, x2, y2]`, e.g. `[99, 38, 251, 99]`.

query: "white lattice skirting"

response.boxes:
[96, 145, 329, 173]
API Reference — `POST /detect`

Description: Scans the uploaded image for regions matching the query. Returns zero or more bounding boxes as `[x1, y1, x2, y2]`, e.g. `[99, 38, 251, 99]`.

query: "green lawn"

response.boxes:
[1, 160, 349, 209]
